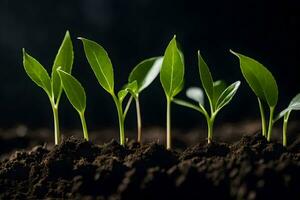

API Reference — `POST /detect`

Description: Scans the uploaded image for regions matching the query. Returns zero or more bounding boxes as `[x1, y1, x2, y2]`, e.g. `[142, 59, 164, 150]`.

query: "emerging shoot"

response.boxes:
[22, 31, 73, 145]
[174, 51, 240, 144]
[160, 36, 184, 149]
[57, 68, 89, 141]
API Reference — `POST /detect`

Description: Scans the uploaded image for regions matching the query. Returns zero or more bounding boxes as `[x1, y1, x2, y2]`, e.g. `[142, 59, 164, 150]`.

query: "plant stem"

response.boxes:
[267, 106, 275, 141]
[123, 95, 133, 118]
[166, 97, 171, 150]
[79, 112, 89, 141]
[113, 94, 125, 146]
[206, 113, 215, 144]
[258, 98, 267, 137]
[135, 97, 142, 144]
[282, 112, 290, 147]
[51, 102, 60, 145]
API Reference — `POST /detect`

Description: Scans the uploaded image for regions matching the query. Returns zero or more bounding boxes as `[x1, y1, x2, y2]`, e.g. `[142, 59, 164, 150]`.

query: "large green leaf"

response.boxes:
[52, 31, 74, 101]
[186, 87, 204, 106]
[216, 81, 241, 111]
[23, 49, 52, 97]
[129, 57, 163, 93]
[160, 36, 184, 99]
[231, 50, 278, 107]
[275, 93, 300, 121]
[173, 98, 206, 114]
[198, 51, 214, 101]
[57, 69, 86, 113]
[79, 38, 114, 94]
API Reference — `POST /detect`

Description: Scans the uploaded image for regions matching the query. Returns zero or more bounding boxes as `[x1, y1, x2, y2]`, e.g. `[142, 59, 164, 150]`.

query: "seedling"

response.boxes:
[174, 51, 240, 144]
[57, 68, 89, 141]
[160, 36, 185, 149]
[127, 57, 163, 143]
[79, 37, 135, 146]
[274, 94, 300, 146]
[231, 50, 278, 141]
[22, 31, 73, 145]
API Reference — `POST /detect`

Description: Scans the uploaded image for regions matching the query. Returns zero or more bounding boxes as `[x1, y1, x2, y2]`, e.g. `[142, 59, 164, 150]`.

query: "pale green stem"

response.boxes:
[267, 106, 275, 141]
[166, 97, 172, 150]
[135, 97, 142, 144]
[112, 94, 125, 146]
[79, 111, 89, 141]
[51, 102, 60, 145]
[123, 95, 133, 118]
[206, 113, 216, 144]
[258, 98, 267, 137]
[282, 112, 291, 147]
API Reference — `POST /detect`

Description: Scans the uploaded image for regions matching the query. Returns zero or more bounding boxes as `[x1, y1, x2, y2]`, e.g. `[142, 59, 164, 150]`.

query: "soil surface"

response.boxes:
[1, 131, 300, 199]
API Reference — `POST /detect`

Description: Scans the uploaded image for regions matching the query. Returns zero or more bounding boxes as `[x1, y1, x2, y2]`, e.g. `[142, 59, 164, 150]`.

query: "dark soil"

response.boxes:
[1, 133, 300, 200]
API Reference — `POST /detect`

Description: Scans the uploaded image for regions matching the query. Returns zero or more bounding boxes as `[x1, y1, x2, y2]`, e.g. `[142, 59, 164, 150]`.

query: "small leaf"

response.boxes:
[118, 89, 128, 103]
[79, 37, 114, 94]
[23, 49, 52, 96]
[275, 93, 300, 121]
[57, 69, 86, 113]
[52, 31, 74, 101]
[173, 98, 206, 114]
[125, 81, 138, 97]
[160, 36, 184, 98]
[186, 87, 204, 106]
[129, 57, 163, 92]
[231, 50, 278, 107]
[198, 51, 214, 101]
[212, 80, 226, 107]
[216, 81, 241, 111]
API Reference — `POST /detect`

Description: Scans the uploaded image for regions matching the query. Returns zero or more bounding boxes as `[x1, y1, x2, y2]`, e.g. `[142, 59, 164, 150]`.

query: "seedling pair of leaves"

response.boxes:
[231, 51, 300, 146]
[22, 31, 90, 145]
[79, 38, 162, 145]
[168, 48, 240, 144]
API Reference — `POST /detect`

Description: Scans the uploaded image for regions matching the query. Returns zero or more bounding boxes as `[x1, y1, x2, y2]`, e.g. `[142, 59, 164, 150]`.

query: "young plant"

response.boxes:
[160, 36, 184, 149]
[127, 57, 163, 143]
[230, 50, 278, 141]
[79, 38, 132, 146]
[274, 93, 300, 146]
[22, 31, 73, 145]
[173, 51, 240, 144]
[57, 68, 89, 141]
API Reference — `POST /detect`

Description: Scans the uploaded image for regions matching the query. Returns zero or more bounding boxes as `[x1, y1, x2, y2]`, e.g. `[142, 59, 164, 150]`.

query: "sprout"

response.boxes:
[127, 57, 163, 143]
[160, 36, 185, 149]
[174, 51, 240, 144]
[22, 31, 73, 145]
[231, 50, 278, 141]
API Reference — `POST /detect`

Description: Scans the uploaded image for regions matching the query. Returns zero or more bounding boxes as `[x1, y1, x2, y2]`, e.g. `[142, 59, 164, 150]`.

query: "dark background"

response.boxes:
[0, 0, 299, 130]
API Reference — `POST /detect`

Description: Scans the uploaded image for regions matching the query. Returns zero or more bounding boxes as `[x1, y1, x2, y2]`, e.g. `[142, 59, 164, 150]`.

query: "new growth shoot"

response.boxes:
[174, 51, 240, 144]
[23, 31, 73, 145]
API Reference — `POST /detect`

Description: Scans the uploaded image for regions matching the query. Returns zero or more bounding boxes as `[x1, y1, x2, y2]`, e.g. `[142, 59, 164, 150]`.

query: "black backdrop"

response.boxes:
[0, 0, 299, 129]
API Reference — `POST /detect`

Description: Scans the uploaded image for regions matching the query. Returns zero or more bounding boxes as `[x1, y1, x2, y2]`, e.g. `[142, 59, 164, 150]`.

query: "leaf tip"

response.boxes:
[229, 49, 239, 57]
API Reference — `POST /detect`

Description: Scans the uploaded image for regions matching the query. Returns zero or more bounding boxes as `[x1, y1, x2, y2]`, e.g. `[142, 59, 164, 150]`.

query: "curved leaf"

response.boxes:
[79, 38, 114, 94]
[173, 98, 206, 114]
[52, 31, 74, 101]
[230, 50, 278, 107]
[212, 80, 226, 107]
[124, 81, 138, 98]
[57, 69, 86, 113]
[198, 51, 214, 101]
[186, 87, 204, 106]
[275, 93, 300, 121]
[216, 81, 241, 111]
[160, 36, 184, 98]
[22, 49, 52, 96]
[118, 89, 128, 103]
[129, 57, 163, 93]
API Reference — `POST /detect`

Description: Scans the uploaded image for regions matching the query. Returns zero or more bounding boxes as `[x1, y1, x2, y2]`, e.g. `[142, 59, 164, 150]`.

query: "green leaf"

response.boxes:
[275, 93, 300, 121]
[57, 69, 86, 113]
[22, 49, 52, 97]
[52, 31, 74, 101]
[198, 51, 214, 101]
[160, 36, 184, 99]
[118, 89, 128, 103]
[173, 98, 206, 114]
[124, 81, 138, 97]
[129, 57, 163, 93]
[212, 80, 227, 107]
[186, 87, 204, 106]
[230, 50, 278, 107]
[79, 38, 114, 94]
[216, 81, 241, 111]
